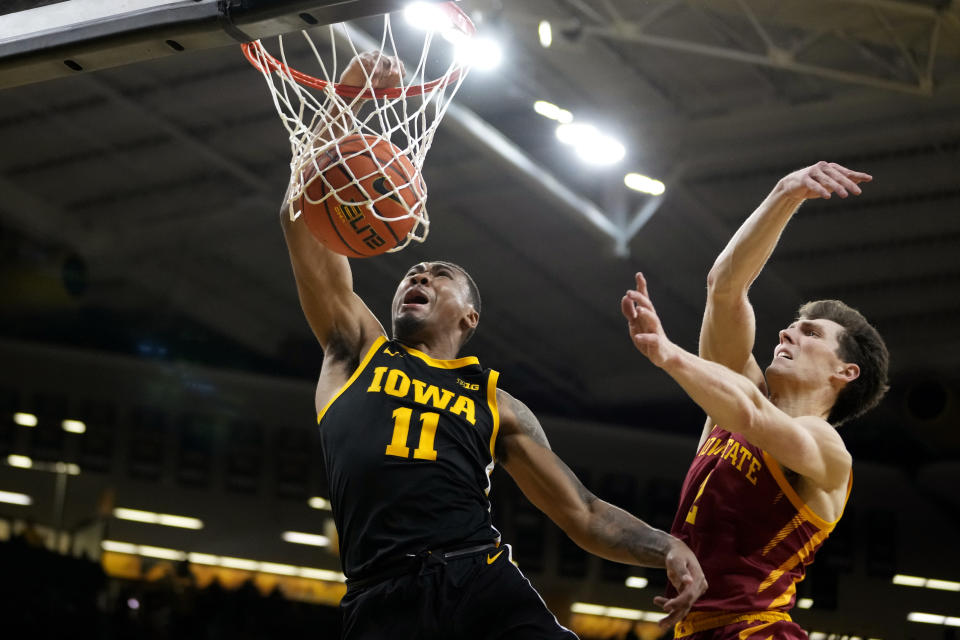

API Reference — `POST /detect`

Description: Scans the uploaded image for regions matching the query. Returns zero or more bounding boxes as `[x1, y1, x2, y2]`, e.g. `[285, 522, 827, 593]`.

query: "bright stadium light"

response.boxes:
[908, 612, 960, 626]
[62, 419, 86, 434]
[796, 598, 813, 609]
[455, 36, 503, 70]
[533, 100, 573, 123]
[404, 2, 452, 31]
[282, 531, 331, 547]
[624, 172, 666, 196]
[571, 602, 665, 622]
[104, 541, 347, 581]
[113, 507, 204, 529]
[7, 455, 32, 469]
[893, 574, 960, 591]
[539, 20, 553, 47]
[308, 496, 331, 510]
[13, 412, 37, 427]
[556, 123, 626, 165]
[0, 490, 32, 506]
[625, 576, 648, 589]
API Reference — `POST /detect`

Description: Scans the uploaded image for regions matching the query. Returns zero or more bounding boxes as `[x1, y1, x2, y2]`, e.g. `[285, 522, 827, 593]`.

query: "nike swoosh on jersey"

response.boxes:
[486, 550, 504, 565]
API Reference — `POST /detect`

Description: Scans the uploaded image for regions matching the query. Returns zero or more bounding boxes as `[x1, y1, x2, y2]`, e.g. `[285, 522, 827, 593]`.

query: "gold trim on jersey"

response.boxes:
[486, 370, 501, 460]
[397, 343, 481, 369]
[757, 527, 830, 593]
[761, 451, 852, 530]
[317, 335, 388, 424]
[674, 610, 792, 638]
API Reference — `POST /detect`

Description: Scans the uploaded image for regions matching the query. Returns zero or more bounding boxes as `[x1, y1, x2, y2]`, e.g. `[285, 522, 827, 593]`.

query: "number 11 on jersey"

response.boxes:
[386, 407, 440, 461]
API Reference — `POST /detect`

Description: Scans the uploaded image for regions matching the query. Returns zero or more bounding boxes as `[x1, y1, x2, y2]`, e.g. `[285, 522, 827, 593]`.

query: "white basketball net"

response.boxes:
[243, 3, 475, 252]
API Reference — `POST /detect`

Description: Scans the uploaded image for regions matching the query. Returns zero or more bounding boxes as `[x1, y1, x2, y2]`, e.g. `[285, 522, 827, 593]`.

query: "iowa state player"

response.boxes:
[282, 52, 706, 640]
[620, 162, 889, 639]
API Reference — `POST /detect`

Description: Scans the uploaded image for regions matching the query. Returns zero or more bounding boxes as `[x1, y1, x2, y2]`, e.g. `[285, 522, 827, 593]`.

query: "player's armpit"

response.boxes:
[280, 207, 385, 357]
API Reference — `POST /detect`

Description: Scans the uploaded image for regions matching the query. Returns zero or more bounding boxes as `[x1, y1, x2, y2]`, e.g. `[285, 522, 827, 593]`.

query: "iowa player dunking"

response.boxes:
[283, 53, 706, 640]
[621, 162, 890, 639]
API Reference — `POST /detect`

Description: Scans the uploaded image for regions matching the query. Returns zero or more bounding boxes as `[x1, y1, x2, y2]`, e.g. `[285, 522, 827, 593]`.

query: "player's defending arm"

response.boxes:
[623, 273, 852, 491]
[700, 162, 871, 382]
[280, 53, 404, 355]
[496, 391, 707, 628]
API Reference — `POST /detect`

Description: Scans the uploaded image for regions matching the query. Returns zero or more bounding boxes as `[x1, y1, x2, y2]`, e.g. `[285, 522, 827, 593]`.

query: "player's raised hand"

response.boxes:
[621, 272, 674, 368]
[339, 51, 405, 88]
[779, 161, 872, 201]
[652, 538, 708, 629]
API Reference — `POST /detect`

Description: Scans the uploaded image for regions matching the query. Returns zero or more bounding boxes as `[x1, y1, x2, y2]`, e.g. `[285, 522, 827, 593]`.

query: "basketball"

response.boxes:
[299, 134, 426, 257]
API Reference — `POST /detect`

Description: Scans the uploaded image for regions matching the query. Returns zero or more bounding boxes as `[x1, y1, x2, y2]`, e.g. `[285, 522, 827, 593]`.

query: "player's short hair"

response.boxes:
[798, 300, 890, 427]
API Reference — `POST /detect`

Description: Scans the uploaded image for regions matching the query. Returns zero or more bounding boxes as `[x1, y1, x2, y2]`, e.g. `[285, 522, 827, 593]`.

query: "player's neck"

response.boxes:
[395, 335, 462, 361]
[767, 380, 834, 421]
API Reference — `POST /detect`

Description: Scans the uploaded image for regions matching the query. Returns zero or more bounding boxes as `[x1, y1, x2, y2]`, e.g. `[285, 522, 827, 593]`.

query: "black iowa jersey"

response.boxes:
[318, 336, 501, 580]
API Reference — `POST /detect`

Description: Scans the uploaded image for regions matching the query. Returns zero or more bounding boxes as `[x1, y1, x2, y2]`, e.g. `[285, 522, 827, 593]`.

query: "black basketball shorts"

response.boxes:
[339, 544, 578, 640]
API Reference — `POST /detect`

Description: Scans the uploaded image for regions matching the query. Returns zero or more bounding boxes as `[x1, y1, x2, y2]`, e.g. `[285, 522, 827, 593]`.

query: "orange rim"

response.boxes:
[242, 2, 475, 99]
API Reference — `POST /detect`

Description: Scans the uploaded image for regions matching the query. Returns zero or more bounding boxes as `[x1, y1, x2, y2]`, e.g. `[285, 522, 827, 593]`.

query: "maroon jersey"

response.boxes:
[668, 425, 851, 625]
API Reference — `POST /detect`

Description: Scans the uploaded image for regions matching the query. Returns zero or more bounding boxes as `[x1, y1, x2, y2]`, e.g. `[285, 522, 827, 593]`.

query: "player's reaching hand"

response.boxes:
[778, 161, 872, 201]
[339, 50, 405, 89]
[621, 272, 675, 368]
[653, 538, 707, 629]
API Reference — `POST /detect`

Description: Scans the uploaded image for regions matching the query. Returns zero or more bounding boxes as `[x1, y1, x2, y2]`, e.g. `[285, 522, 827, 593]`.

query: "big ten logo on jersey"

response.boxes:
[457, 378, 480, 391]
[367, 367, 477, 425]
[336, 203, 386, 251]
[697, 433, 763, 485]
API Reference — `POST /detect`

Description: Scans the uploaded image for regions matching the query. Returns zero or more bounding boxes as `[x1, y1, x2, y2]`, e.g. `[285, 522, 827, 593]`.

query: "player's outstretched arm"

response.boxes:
[280, 52, 404, 355]
[496, 390, 707, 628]
[700, 162, 872, 384]
[623, 273, 852, 491]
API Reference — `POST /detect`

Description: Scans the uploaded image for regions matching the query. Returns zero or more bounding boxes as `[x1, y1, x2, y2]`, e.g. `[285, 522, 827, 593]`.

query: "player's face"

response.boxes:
[391, 262, 475, 341]
[766, 317, 850, 387]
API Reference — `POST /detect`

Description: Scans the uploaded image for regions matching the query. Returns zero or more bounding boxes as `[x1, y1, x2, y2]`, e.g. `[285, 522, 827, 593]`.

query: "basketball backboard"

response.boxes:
[0, 0, 424, 89]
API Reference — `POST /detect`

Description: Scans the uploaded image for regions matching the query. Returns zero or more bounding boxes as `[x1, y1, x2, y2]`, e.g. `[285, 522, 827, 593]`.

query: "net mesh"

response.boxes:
[243, 4, 474, 252]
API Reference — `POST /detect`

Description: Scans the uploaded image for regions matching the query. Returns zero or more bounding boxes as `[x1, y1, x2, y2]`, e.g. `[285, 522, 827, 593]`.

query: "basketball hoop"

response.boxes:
[242, 2, 476, 252]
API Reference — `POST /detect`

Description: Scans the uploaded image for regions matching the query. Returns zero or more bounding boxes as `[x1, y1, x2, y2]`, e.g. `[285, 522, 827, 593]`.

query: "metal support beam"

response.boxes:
[584, 23, 934, 96]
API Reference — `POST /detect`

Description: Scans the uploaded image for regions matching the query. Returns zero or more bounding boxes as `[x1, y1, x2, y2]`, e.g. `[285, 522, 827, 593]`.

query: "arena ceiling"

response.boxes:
[2, 0, 960, 468]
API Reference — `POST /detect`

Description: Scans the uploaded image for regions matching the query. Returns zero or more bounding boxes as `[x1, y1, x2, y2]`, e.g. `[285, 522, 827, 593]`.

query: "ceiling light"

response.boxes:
[220, 556, 259, 571]
[282, 531, 330, 547]
[299, 567, 344, 581]
[625, 576, 648, 589]
[571, 602, 665, 623]
[260, 562, 300, 576]
[308, 496, 331, 510]
[103, 541, 346, 582]
[188, 553, 219, 565]
[624, 173, 666, 195]
[62, 419, 86, 434]
[908, 612, 960, 626]
[538, 20, 552, 47]
[893, 574, 960, 591]
[455, 36, 502, 70]
[0, 490, 32, 506]
[156, 514, 204, 529]
[113, 507, 204, 529]
[139, 545, 186, 561]
[13, 412, 37, 427]
[7, 455, 32, 469]
[556, 123, 626, 165]
[574, 135, 625, 165]
[796, 598, 813, 609]
[533, 100, 573, 123]
[404, 2, 452, 32]
[54, 462, 81, 475]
